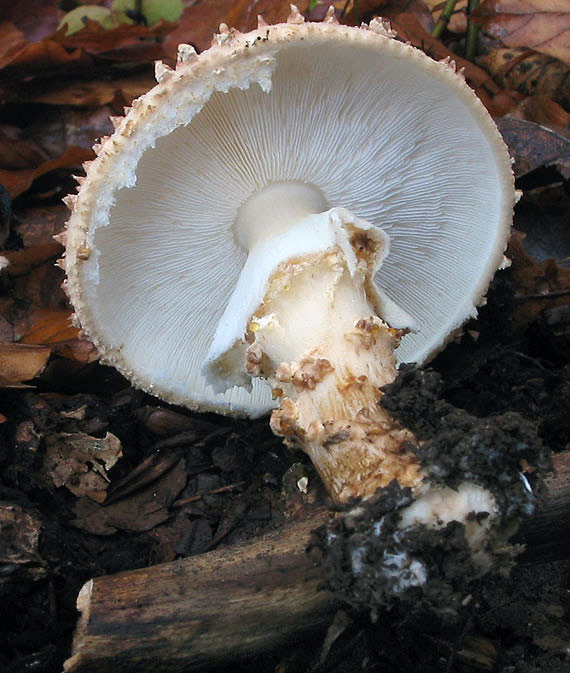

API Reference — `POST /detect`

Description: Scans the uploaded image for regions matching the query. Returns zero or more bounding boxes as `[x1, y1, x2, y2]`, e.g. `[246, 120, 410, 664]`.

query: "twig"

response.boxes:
[103, 450, 183, 505]
[465, 0, 480, 61]
[432, 0, 458, 39]
[172, 481, 247, 508]
[515, 289, 570, 302]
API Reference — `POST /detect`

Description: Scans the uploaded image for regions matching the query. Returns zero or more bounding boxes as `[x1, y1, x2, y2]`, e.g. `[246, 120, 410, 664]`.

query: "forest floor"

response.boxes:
[1, 2, 570, 672]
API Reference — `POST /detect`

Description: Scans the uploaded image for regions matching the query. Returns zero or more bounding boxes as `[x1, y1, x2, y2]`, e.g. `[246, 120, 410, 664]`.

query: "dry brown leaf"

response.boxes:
[0, 17, 173, 87]
[57, 339, 100, 364]
[496, 117, 570, 177]
[71, 458, 187, 535]
[479, 48, 570, 110]
[0, 124, 48, 171]
[303, 0, 434, 30]
[0, 145, 93, 199]
[0, 343, 51, 385]
[0, 0, 60, 42]
[53, 18, 176, 55]
[377, 0, 435, 32]
[18, 309, 99, 364]
[474, 0, 570, 67]
[509, 95, 570, 132]
[44, 430, 122, 502]
[0, 33, 92, 79]
[390, 12, 522, 116]
[0, 503, 42, 564]
[10, 264, 69, 339]
[0, 22, 32, 69]
[19, 309, 99, 364]
[1, 242, 62, 277]
[164, 0, 310, 55]
[22, 107, 114, 160]
[8, 71, 155, 107]
[508, 229, 570, 329]
[225, 0, 310, 32]
[13, 203, 68, 247]
[20, 310, 79, 345]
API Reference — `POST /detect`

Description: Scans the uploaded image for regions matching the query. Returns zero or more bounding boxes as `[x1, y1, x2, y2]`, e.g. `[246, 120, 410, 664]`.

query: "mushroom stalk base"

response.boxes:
[246, 247, 422, 504]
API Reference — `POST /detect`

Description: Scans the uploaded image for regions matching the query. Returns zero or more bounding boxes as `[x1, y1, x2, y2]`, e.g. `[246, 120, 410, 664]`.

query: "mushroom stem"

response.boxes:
[259, 258, 422, 504]
[205, 195, 423, 503]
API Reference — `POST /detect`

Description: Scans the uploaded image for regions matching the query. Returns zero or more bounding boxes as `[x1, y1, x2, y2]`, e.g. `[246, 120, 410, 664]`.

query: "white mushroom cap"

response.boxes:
[64, 16, 514, 418]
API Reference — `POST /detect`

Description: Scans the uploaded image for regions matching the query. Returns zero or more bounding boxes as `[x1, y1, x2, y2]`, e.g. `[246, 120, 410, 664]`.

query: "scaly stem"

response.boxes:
[244, 234, 422, 503]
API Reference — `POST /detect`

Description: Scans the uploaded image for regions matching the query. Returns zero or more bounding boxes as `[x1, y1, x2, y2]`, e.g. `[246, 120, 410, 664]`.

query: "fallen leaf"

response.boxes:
[0, 343, 51, 385]
[0, 35, 92, 79]
[0, 16, 173, 88]
[474, 0, 570, 67]
[23, 107, 114, 160]
[60, 404, 88, 421]
[508, 229, 570, 329]
[224, 0, 310, 32]
[113, 0, 185, 27]
[13, 203, 68, 247]
[8, 261, 69, 341]
[71, 458, 186, 534]
[20, 309, 79, 345]
[53, 18, 175, 54]
[0, 503, 42, 564]
[58, 5, 119, 36]
[0, 145, 93, 199]
[375, 0, 436, 33]
[509, 95, 570, 133]
[56, 339, 100, 364]
[0, 22, 31, 69]
[0, 0, 60, 42]
[330, 0, 435, 31]
[0, 124, 48, 170]
[18, 310, 99, 363]
[496, 117, 570, 177]
[479, 48, 570, 110]
[1, 242, 62, 277]
[9, 71, 155, 107]
[43, 431, 122, 502]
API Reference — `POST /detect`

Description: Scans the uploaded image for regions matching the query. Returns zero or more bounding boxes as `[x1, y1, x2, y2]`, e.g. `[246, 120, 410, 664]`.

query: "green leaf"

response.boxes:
[58, 6, 117, 35]
[112, 0, 184, 26]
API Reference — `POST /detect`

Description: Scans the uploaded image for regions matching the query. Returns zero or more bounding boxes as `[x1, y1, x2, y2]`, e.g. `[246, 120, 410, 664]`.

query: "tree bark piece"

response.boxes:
[64, 511, 336, 673]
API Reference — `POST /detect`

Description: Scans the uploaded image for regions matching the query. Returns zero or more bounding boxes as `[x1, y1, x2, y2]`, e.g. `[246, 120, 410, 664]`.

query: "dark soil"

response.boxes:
[2, 192, 570, 673]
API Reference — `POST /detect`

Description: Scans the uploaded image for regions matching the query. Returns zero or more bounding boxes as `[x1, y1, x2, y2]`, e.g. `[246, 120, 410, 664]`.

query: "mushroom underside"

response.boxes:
[71, 34, 512, 416]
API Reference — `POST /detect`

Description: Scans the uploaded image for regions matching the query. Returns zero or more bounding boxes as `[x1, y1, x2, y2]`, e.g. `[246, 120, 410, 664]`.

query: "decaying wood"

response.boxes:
[64, 510, 335, 673]
[517, 452, 570, 564]
[64, 454, 570, 673]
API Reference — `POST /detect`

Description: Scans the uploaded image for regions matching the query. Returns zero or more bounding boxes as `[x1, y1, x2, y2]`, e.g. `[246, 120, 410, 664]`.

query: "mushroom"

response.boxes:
[62, 10, 528, 604]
